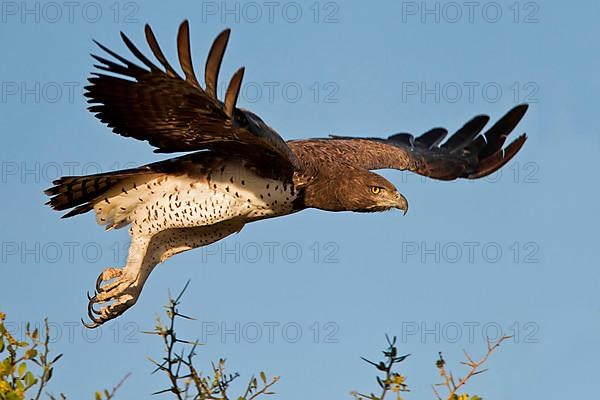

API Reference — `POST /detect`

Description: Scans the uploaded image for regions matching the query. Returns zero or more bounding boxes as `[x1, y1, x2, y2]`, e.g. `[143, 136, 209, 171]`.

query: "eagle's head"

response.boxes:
[302, 168, 408, 214]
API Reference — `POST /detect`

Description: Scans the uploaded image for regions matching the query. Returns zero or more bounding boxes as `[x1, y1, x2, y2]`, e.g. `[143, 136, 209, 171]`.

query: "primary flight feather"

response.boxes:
[45, 21, 529, 327]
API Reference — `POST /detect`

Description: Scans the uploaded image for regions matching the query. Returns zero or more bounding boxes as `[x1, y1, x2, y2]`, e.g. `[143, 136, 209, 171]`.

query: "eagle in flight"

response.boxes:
[45, 21, 529, 328]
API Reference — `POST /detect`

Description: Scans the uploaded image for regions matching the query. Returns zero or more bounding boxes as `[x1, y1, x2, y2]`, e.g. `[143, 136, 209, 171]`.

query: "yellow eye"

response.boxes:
[370, 186, 381, 195]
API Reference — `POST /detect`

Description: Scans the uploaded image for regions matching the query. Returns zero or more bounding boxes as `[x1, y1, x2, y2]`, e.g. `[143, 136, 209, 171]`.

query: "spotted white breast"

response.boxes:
[93, 159, 298, 234]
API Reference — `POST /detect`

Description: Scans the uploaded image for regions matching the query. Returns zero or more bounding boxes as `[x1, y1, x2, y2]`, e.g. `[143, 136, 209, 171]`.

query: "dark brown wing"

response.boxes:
[288, 104, 528, 180]
[85, 20, 298, 173]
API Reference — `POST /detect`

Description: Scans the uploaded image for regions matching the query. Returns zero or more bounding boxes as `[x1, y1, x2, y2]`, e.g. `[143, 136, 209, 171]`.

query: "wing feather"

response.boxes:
[289, 105, 529, 181]
[205, 29, 230, 99]
[176, 20, 201, 89]
[85, 20, 298, 175]
[91, 40, 146, 76]
[144, 24, 179, 77]
[442, 115, 489, 151]
[415, 128, 447, 149]
[225, 67, 245, 118]
[120, 31, 160, 72]
[477, 103, 528, 159]
[470, 133, 527, 179]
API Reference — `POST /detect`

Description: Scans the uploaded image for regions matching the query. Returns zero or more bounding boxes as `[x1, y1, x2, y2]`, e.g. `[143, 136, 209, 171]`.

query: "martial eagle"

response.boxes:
[45, 21, 529, 328]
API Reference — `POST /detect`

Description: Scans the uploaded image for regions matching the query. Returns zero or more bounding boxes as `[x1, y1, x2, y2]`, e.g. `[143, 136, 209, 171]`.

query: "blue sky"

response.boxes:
[0, 0, 598, 398]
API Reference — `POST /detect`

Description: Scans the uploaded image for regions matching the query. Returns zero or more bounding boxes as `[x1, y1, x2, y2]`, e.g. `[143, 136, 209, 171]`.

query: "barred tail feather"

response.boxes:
[44, 168, 158, 219]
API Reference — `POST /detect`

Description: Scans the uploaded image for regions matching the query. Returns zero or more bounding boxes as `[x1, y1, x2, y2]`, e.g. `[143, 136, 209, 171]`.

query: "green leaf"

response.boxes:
[6, 391, 20, 400]
[18, 362, 26, 377]
[24, 349, 37, 359]
[24, 371, 37, 387]
[50, 354, 63, 365]
[260, 371, 266, 384]
[95, 391, 102, 400]
[46, 366, 53, 381]
[0, 358, 11, 377]
[0, 337, 5, 353]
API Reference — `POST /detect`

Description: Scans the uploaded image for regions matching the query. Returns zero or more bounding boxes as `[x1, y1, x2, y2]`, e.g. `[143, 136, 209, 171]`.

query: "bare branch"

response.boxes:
[434, 335, 512, 400]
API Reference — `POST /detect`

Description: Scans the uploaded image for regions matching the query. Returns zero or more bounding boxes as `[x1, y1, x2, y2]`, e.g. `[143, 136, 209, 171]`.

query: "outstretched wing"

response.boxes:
[288, 104, 528, 180]
[85, 20, 298, 173]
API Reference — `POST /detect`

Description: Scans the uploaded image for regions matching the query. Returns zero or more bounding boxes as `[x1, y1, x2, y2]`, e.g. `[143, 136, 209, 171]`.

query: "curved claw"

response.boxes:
[95, 273, 104, 292]
[83, 267, 139, 329]
[87, 300, 101, 320]
[81, 317, 100, 329]
[84, 304, 103, 329]
[84, 296, 119, 329]
[95, 268, 125, 294]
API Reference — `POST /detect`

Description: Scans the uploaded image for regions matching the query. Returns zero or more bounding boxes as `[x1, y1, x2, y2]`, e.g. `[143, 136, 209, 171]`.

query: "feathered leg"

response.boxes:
[84, 234, 151, 328]
[84, 221, 244, 328]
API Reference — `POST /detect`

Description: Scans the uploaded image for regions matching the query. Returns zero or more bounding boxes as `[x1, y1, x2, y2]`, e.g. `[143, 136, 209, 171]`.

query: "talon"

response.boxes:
[95, 267, 123, 292]
[82, 318, 100, 329]
[95, 273, 104, 292]
[87, 300, 101, 320]
[90, 305, 102, 317]
[84, 267, 139, 328]
[85, 310, 103, 327]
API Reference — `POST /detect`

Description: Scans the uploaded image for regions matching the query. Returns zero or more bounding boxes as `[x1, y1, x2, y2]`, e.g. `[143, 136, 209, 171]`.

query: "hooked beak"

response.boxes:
[395, 192, 409, 215]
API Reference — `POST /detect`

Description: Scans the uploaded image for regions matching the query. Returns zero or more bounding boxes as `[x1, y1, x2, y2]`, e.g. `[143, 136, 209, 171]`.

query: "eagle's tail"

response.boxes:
[44, 168, 157, 218]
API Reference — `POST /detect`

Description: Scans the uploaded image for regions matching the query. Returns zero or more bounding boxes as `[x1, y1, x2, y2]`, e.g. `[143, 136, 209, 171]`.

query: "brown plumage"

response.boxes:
[45, 21, 529, 327]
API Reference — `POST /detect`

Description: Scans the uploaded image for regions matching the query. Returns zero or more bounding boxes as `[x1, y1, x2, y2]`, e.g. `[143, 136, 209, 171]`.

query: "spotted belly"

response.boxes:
[92, 160, 297, 235]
